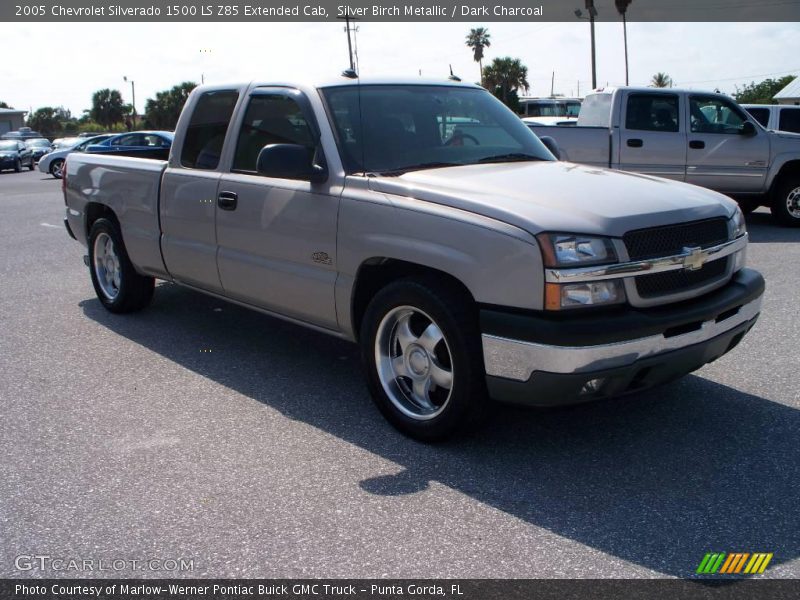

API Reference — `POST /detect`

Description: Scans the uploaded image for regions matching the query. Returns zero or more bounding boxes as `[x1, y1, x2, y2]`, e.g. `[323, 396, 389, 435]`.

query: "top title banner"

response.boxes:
[5, 0, 800, 22]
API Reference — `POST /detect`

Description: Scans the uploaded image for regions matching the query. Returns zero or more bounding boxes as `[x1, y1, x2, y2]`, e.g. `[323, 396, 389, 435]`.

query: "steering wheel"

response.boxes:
[445, 132, 480, 146]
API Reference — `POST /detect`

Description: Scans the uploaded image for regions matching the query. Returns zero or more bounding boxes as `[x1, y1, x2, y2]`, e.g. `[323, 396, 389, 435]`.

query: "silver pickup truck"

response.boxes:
[528, 86, 800, 227]
[64, 77, 764, 440]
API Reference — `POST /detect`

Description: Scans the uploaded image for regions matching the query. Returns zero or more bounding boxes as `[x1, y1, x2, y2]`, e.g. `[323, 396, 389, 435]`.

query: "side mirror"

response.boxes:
[257, 143, 327, 183]
[740, 121, 757, 137]
[539, 136, 561, 160]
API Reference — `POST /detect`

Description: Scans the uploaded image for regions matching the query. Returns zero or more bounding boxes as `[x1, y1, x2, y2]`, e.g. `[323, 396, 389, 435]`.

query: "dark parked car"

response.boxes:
[0, 140, 35, 172]
[1, 127, 45, 140]
[86, 131, 173, 160]
[25, 138, 52, 162]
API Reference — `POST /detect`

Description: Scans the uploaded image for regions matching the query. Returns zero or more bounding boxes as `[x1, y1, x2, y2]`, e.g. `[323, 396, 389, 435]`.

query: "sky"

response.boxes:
[1, 21, 799, 116]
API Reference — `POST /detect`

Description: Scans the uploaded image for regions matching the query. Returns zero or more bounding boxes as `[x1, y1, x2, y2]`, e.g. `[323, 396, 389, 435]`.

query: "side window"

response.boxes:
[625, 93, 679, 132]
[111, 134, 142, 146]
[745, 107, 770, 128]
[690, 96, 747, 134]
[232, 94, 314, 173]
[778, 108, 800, 134]
[180, 90, 239, 170]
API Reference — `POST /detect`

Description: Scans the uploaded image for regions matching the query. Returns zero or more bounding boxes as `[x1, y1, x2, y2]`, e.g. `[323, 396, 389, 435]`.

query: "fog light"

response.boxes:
[733, 248, 747, 272]
[580, 378, 605, 396]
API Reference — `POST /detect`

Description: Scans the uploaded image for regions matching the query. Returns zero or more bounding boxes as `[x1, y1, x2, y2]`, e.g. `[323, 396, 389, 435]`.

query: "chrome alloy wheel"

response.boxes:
[787, 186, 800, 219]
[93, 232, 121, 301]
[51, 160, 63, 178]
[374, 305, 454, 420]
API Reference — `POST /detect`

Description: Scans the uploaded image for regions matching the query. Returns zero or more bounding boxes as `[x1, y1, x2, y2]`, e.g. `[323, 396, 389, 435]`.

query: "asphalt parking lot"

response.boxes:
[0, 168, 798, 580]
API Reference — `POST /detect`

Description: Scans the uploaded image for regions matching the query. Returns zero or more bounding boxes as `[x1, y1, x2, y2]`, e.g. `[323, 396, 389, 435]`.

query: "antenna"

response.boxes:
[448, 65, 461, 82]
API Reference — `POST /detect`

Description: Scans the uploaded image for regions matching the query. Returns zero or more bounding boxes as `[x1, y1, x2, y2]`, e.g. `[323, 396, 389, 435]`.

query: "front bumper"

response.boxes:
[482, 268, 764, 407]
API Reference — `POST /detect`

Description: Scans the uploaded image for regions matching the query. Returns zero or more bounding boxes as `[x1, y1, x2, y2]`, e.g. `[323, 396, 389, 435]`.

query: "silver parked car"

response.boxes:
[39, 134, 114, 178]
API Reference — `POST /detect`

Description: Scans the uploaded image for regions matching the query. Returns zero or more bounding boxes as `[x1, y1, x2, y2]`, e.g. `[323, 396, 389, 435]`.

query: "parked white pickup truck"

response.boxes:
[528, 87, 800, 226]
[63, 78, 764, 440]
[742, 103, 800, 135]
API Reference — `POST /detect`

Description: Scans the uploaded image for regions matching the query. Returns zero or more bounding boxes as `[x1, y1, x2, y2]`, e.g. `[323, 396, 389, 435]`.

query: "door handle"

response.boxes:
[689, 140, 706, 149]
[626, 138, 643, 148]
[217, 191, 238, 211]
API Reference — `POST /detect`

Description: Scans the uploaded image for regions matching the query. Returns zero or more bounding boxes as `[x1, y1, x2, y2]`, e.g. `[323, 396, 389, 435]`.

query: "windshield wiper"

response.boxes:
[369, 161, 464, 177]
[477, 153, 545, 164]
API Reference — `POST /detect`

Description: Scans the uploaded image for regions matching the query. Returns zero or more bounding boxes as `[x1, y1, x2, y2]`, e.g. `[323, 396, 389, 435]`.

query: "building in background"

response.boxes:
[774, 78, 800, 105]
[0, 108, 27, 135]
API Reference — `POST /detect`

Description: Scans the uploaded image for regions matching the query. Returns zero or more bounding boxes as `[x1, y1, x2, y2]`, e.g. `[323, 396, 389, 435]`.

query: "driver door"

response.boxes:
[685, 94, 769, 193]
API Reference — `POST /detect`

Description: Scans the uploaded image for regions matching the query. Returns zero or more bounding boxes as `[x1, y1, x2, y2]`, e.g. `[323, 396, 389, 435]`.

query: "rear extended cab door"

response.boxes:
[684, 93, 769, 194]
[159, 87, 245, 292]
[213, 84, 344, 330]
[616, 89, 687, 181]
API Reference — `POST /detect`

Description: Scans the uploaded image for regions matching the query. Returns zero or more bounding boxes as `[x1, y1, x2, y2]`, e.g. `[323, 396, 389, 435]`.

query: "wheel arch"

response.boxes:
[350, 258, 476, 342]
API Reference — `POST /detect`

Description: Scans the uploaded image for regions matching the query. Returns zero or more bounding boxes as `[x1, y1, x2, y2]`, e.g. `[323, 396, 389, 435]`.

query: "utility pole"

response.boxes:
[338, 15, 359, 73]
[551, 71, 555, 97]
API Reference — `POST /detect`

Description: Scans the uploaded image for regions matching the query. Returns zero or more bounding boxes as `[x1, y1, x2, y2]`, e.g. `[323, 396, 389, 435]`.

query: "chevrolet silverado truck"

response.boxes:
[63, 78, 764, 440]
[528, 86, 800, 226]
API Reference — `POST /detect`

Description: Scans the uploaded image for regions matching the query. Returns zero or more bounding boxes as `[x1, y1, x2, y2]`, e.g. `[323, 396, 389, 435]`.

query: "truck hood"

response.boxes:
[369, 161, 736, 238]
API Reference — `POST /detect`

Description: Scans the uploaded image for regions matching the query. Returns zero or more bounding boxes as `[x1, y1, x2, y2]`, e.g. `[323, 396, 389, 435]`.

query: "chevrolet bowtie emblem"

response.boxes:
[682, 246, 705, 271]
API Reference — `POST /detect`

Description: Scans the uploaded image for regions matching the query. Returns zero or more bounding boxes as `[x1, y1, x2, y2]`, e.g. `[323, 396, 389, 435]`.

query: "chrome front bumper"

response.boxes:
[483, 296, 762, 383]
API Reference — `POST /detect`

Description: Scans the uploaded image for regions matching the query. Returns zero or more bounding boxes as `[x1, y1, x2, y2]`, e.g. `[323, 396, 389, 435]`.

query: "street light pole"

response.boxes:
[575, 1, 598, 90]
[123, 76, 136, 128]
[615, 0, 632, 86]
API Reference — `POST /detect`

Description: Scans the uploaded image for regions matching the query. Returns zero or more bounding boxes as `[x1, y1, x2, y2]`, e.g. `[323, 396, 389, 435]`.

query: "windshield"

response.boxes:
[322, 85, 554, 175]
[0, 141, 18, 150]
[26, 138, 50, 147]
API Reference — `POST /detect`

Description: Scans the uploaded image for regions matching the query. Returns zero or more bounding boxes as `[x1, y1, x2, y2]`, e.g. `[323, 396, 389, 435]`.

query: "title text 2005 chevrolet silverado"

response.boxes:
[64, 78, 764, 440]
[528, 86, 800, 226]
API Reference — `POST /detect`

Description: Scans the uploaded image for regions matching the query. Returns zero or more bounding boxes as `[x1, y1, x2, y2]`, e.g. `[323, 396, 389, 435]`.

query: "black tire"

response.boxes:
[770, 175, 800, 227]
[14, 159, 21, 173]
[28, 157, 35, 171]
[50, 159, 64, 179]
[88, 218, 154, 313]
[360, 277, 490, 441]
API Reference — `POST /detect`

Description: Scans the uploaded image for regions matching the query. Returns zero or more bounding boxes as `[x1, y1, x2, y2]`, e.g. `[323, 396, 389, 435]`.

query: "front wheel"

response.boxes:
[50, 159, 64, 179]
[14, 159, 21, 173]
[771, 176, 800, 227]
[28, 157, 35, 171]
[88, 218, 154, 313]
[360, 278, 489, 441]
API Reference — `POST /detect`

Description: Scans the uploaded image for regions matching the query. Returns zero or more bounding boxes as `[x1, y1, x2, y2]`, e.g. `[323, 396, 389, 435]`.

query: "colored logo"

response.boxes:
[696, 552, 773, 575]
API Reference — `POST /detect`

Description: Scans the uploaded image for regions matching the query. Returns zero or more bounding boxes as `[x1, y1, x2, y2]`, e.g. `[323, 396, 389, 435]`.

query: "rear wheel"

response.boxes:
[88, 218, 154, 313]
[360, 278, 489, 441]
[771, 175, 800, 227]
[28, 156, 35, 171]
[50, 159, 64, 179]
[14, 159, 21, 173]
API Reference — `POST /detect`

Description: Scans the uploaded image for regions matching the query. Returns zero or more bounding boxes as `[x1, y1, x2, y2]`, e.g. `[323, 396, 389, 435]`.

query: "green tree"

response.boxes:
[650, 72, 673, 88]
[466, 27, 491, 86]
[734, 75, 796, 104]
[0, 101, 11, 109]
[143, 82, 197, 130]
[90, 88, 125, 129]
[27, 106, 78, 137]
[483, 57, 529, 109]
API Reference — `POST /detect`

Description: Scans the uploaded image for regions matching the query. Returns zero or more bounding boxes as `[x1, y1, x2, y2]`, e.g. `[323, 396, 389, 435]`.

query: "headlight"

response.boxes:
[537, 233, 617, 267]
[538, 233, 626, 310]
[732, 206, 747, 238]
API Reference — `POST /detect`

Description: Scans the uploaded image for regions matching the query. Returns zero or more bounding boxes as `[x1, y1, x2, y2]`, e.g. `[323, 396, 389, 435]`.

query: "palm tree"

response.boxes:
[466, 27, 491, 85]
[483, 57, 530, 107]
[650, 72, 673, 88]
[90, 88, 125, 129]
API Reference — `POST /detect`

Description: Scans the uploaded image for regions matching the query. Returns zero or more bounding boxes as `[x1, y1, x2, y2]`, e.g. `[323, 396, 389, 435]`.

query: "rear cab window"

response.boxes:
[180, 90, 239, 169]
[778, 107, 800, 133]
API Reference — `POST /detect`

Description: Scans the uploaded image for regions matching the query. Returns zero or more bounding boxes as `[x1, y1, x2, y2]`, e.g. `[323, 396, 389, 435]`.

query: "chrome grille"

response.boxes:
[624, 218, 731, 300]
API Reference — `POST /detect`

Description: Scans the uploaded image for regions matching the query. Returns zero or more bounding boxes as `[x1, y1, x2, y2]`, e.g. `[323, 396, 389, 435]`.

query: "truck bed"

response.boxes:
[527, 125, 611, 167]
[64, 153, 169, 278]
